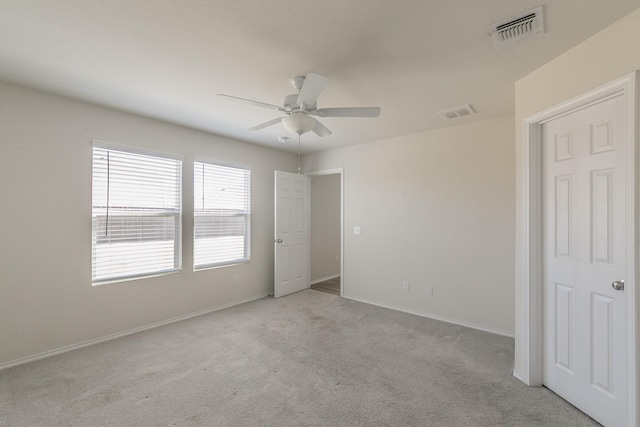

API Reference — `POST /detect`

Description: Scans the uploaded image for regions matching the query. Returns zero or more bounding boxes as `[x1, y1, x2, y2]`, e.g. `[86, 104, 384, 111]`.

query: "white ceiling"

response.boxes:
[1, 0, 639, 153]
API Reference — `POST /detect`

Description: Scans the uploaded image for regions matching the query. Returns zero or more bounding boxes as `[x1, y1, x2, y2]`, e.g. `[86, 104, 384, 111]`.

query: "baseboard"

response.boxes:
[310, 274, 340, 285]
[342, 295, 515, 338]
[512, 370, 525, 383]
[0, 293, 268, 372]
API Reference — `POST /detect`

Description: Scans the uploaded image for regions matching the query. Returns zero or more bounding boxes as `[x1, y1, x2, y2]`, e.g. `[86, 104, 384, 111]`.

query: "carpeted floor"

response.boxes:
[0, 290, 599, 426]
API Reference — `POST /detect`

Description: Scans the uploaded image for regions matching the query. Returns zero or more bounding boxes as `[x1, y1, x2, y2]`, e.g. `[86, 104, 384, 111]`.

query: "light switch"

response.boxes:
[353, 225, 362, 235]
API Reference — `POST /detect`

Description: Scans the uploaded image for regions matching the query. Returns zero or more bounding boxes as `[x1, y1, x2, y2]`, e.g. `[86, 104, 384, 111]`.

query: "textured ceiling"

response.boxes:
[0, 0, 639, 153]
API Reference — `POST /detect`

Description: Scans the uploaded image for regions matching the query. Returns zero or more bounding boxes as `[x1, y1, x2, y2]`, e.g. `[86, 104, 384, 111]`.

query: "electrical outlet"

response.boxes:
[402, 281, 410, 292]
[425, 286, 433, 296]
[234, 275, 240, 285]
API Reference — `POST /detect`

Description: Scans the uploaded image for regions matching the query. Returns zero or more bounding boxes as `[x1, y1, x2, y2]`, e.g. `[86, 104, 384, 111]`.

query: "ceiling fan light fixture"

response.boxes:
[218, 72, 381, 138]
[282, 114, 317, 135]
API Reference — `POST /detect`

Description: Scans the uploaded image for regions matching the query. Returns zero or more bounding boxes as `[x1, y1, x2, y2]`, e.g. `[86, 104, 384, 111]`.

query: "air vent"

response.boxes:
[438, 104, 475, 120]
[490, 6, 544, 48]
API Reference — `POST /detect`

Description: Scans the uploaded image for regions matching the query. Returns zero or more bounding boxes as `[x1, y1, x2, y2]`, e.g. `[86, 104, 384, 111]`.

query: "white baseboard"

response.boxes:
[0, 293, 268, 372]
[342, 295, 515, 338]
[310, 274, 340, 285]
[512, 370, 525, 383]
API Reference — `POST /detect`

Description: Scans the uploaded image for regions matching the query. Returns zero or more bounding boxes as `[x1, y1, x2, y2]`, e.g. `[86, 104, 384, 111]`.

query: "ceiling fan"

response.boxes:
[217, 73, 381, 137]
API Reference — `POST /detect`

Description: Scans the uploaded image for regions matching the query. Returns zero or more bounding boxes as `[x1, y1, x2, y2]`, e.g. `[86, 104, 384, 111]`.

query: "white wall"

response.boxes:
[0, 81, 297, 367]
[514, 8, 640, 378]
[304, 115, 515, 335]
[310, 174, 341, 282]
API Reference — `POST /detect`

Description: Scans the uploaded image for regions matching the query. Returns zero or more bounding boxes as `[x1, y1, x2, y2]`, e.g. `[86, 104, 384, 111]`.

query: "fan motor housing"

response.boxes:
[283, 94, 316, 112]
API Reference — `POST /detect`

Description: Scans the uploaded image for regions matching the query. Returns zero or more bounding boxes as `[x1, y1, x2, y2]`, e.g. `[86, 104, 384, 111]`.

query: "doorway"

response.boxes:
[308, 169, 343, 296]
[520, 73, 638, 426]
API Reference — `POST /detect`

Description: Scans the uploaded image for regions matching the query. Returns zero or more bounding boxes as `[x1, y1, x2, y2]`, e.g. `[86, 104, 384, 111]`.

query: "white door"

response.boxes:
[274, 171, 309, 298]
[542, 94, 627, 426]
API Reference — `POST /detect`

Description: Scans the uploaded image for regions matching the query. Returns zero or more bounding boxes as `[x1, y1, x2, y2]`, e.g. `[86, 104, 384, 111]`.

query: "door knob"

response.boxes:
[612, 280, 625, 291]
[275, 239, 283, 243]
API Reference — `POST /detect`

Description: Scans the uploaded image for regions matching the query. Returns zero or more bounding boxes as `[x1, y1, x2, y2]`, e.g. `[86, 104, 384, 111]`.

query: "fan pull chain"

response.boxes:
[297, 133, 301, 175]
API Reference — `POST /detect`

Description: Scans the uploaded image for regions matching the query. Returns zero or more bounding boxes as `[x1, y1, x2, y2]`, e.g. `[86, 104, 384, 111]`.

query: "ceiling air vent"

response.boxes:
[438, 104, 475, 120]
[490, 6, 544, 48]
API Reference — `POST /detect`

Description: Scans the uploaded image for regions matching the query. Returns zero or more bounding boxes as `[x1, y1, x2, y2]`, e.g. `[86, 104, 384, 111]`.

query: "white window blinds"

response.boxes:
[194, 162, 251, 269]
[92, 145, 182, 283]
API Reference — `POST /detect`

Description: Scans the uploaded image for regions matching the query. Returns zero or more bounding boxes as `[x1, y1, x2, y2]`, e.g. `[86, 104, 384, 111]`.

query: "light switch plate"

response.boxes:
[353, 225, 362, 235]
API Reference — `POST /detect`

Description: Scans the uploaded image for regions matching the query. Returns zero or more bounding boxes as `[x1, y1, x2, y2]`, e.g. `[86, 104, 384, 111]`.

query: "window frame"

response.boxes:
[193, 159, 251, 270]
[91, 141, 183, 285]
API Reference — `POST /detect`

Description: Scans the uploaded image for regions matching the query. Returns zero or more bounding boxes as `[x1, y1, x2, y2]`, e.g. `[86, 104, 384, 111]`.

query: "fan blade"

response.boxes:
[312, 120, 332, 137]
[313, 107, 381, 117]
[249, 117, 283, 131]
[217, 94, 282, 111]
[297, 73, 328, 108]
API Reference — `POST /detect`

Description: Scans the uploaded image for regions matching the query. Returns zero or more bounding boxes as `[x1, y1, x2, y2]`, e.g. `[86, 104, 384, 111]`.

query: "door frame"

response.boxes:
[307, 168, 344, 297]
[518, 72, 638, 425]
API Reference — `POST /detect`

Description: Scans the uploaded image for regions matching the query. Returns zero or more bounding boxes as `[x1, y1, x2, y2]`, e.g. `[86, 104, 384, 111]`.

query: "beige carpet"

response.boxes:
[0, 290, 599, 426]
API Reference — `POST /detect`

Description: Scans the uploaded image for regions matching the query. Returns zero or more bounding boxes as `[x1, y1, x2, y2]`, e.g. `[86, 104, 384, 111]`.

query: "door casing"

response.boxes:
[518, 72, 639, 426]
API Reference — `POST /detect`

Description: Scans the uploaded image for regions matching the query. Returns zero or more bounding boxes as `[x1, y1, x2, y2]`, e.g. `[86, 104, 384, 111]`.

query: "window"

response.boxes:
[194, 161, 251, 269]
[92, 144, 182, 283]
